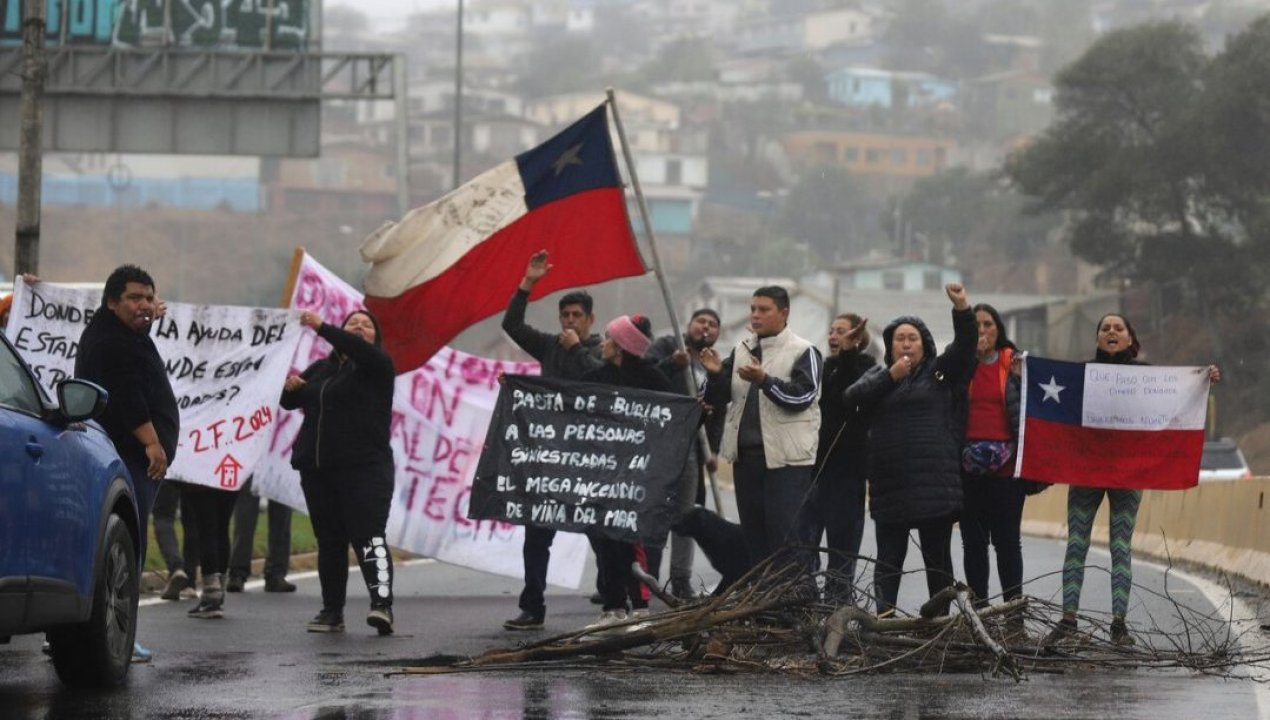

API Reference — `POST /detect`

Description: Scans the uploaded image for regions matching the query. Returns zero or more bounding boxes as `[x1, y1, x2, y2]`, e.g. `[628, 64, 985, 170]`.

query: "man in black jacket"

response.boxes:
[501, 250, 602, 631]
[646, 308, 724, 598]
[75, 264, 179, 660]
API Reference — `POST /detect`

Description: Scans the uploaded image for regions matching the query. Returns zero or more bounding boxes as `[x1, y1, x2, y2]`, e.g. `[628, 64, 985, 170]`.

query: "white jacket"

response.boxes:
[718, 326, 821, 469]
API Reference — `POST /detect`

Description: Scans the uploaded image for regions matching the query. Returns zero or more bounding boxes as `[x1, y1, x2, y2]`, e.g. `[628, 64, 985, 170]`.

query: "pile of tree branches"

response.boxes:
[397, 556, 1270, 681]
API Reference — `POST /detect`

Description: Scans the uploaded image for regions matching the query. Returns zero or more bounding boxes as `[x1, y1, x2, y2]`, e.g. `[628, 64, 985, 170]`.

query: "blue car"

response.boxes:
[0, 331, 140, 687]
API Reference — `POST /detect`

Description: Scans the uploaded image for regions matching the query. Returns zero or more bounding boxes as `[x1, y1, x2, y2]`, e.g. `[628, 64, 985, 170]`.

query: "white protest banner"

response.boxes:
[250, 252, 590, 589]
[5, 281, 302, 491]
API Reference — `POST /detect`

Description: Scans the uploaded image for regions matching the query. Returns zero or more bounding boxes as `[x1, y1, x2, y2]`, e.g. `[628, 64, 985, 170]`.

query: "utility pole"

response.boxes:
[15, 0, 47, 276]
[452, 0, 464, 190]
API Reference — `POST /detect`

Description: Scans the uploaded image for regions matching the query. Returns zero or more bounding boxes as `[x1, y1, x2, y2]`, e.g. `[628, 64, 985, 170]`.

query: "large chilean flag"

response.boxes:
[1015, 357, 1211, 490]
[360, 103, 646, 373]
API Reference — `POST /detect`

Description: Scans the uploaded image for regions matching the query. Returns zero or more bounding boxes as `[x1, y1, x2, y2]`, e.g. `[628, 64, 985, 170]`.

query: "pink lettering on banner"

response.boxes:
[189, 405, 274, 453]
[432, 434, 474, 476]
[423, 475, 460, 522]
[269, 410, 301, 455]
[409, 373, 462, 427]
[294, 268, 364, 323]
[439, 348, 537, 392]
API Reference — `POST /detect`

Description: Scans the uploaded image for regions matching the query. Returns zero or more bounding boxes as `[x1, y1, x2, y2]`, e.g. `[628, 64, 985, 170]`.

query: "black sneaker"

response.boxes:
[367, 606, 394, 636]
[1110, 618, 1135, 646]
[225, 574, 247, 593]
[503, 610, 544, 631]
[264, 576, 297, 593]
[1043, 618, 1079, 651]
[588, 592, 603, 605]
[307, 610, 345, 633]
[187, 599, 224, 619]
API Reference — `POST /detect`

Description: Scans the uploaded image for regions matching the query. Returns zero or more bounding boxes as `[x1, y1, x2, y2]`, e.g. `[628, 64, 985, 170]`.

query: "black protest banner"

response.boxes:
[468, 374, 702, 544]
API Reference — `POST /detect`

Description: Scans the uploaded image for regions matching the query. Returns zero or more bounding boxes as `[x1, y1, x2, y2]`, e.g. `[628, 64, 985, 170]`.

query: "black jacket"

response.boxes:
[646, 333, 725, 453]
[501, 288, 601, 380]
[75, 307, 179, 469]
[816, 348, 878, 477]
[582, 357, 672, 394]
[843, 308, 976, 524]
[281, 322, 395, 471]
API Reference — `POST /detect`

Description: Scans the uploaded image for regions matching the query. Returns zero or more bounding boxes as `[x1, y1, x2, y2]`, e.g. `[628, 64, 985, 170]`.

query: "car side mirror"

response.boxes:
[57, 379, 109, 423]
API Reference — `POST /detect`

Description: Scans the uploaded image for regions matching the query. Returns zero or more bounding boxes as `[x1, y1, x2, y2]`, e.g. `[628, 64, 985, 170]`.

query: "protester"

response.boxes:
[226, 477, 296, 594]
[500, 250, 604, 631]
[645, 308, 724, 599]
[582, 314, 672, 628]
[811, 313, 876, 600]
[843, 283, 976, 616]
[282, 309, 396, 635]
[959, 304, 1026, 616]
[152, 480, 199, 601]
[1046, 314, 1221, 646]
[74, 265, 179, 661]
[701, 286, 822, 577]
[182, 484, 238, 619]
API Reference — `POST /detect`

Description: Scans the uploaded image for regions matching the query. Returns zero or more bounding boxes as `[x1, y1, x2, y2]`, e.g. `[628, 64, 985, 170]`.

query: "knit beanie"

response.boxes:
[606, 314, 652, 357]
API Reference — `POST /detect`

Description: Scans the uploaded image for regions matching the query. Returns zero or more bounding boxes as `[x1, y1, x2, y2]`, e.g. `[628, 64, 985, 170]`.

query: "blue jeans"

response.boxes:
[125, 457, 161, 567]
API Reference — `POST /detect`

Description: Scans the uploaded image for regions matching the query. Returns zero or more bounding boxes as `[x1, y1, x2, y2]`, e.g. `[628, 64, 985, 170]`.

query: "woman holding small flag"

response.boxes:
[1046, 314, 1221, 647]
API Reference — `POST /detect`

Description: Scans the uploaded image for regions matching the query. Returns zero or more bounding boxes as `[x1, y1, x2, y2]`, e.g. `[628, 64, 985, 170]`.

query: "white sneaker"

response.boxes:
[626, 608, 653, 633]
[584, 609, 628, 631]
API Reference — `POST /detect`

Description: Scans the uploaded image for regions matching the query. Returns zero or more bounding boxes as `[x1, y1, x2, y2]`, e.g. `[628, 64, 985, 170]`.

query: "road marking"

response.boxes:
[1089, 546, 1270, 719]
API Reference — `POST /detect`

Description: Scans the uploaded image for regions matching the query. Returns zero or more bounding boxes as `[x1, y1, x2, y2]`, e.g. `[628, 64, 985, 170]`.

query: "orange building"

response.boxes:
[783, 131, 955, 179]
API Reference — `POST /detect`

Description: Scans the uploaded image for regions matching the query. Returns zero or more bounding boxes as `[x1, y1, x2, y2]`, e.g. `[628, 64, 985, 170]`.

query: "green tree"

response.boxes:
[1004, 21, 1254, 306]
[1201, 14, 1270, 244]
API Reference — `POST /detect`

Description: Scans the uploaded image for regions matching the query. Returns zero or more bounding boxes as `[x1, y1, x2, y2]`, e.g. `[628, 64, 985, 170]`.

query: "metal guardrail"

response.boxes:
[0, 46, 396, 101]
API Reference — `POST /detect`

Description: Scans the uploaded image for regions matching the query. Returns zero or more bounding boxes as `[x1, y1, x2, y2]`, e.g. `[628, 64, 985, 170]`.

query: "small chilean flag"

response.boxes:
[1015, 356, 1211, 490]
[360, 103, 646, 373]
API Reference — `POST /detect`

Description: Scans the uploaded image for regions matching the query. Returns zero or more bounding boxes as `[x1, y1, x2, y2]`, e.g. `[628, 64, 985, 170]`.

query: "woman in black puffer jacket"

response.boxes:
[282, 309, 396, 636]
[843, 284, 976, 615]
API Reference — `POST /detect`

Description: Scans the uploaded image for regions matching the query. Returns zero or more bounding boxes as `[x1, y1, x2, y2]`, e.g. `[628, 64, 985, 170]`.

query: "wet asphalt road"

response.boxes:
[2, 517, 1267, 720]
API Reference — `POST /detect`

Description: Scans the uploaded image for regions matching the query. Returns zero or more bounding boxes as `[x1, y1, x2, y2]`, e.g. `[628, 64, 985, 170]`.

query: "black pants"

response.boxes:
[809, 460, 867, 598]
[961, 475, 1025, 606]
[595, 537, 636, 612]
[183, 485, 238, 578]
[518, 525, 555, 616]
[873, 517, 956, 615]
[300, 465, 395, 613]
[152, 479, 199, 576]
[228, 477, 293, 580]
[732, 449, 816, 576]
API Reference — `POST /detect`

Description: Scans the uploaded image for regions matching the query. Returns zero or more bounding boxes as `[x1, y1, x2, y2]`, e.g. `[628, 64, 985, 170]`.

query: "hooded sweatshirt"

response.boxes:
[281, 314, 396, 472]
[842, 308, 976, 524]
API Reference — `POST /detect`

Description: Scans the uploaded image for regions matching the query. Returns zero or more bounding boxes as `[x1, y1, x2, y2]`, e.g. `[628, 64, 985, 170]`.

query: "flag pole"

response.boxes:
[280, 246, 306, 308]
[605, 87, 726, 519]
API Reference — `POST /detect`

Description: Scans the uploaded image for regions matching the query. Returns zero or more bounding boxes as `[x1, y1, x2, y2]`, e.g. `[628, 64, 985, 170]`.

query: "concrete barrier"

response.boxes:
[1021, 478, 1270, 586]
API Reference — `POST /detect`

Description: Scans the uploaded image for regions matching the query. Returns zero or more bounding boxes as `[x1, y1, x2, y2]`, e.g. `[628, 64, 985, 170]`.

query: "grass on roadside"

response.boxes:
[144, 510, 316, 573]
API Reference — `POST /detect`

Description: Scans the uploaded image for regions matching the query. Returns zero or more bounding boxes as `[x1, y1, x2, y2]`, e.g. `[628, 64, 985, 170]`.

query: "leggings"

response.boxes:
[1062, 486, 1142, 618]
[300, 465, 395, 612]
